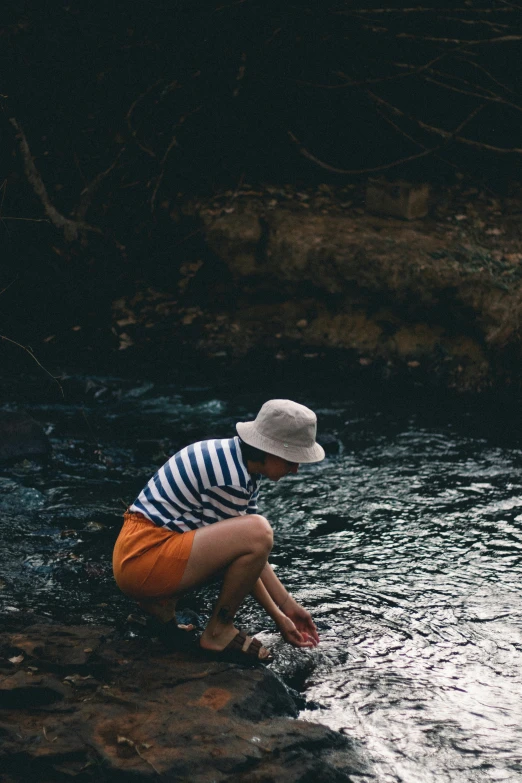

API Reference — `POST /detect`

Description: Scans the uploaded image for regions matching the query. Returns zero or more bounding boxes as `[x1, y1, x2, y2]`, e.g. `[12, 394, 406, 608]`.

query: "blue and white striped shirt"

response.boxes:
[129, 436, 259, 533]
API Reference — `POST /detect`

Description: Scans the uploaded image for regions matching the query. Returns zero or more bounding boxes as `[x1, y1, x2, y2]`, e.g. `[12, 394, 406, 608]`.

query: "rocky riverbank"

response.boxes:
[0, 623, 370, 782]
[0, 407, 372, 782]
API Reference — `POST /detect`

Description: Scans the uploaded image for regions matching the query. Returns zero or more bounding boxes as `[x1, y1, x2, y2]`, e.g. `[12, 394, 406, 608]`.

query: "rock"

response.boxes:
[365, 179, 430, 220]
[0, 624, 371, 782]
[0, 478, 45, 513]
[0, 669, 67, 709]
[0, 411, 51, 464]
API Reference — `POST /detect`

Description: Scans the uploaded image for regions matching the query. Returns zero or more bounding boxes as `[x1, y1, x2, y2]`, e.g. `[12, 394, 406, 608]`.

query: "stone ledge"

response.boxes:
[0, 624, 371, 783]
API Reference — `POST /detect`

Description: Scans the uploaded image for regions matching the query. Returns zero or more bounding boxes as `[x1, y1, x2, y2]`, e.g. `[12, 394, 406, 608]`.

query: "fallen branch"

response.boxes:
[9, 118, 101, 242]
[0, 278, 18, 297]
[150, 105, 202, 212]
[397, 61, 514, 98]
[288, 99, 486, 175]
[150, 137, 177, 213]
[329, 44, 465, 88]
[367, 91, 522, 153]
[75, 147, 126, 222]
[456, 55, 521, 97]
[421, 73, 522, 112]
[287, 130, 438, 174]
[0, 335, 64, 396]
[344, 6, 516, 13]
[395, 33, 522, 45]
[0, 217, 51, 223]
[126, 80, 162, 158]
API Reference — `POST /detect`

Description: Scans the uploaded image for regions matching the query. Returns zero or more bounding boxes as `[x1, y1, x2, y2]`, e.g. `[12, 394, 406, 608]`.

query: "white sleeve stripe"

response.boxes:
[206, 485, 249, 502]
[222, 440, 241, 486]
[135, 497, 172, 526]
[201, 494, 247, 516]
[157, 467, 192, 511]
[169, 455, 200, 506]
[207, 441, 224, 486]
[235, 436, 251, 485]
[181, 448, 199, 493]
[194, 441, 210, 486]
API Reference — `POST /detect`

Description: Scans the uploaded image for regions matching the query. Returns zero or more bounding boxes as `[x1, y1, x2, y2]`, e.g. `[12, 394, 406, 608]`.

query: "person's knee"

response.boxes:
[248, 514, 273, 553]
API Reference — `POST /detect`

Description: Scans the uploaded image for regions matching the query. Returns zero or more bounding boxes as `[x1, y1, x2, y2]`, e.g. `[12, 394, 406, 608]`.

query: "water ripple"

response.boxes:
[1, 379, 522, 781]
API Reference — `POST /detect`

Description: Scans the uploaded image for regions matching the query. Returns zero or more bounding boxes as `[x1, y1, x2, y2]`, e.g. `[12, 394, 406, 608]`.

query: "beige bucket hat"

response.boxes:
[236, 399, 325, 464]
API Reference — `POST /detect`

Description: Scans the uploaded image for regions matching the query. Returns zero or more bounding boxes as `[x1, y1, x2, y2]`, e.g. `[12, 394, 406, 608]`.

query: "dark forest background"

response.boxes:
[1, 0, 522, 359]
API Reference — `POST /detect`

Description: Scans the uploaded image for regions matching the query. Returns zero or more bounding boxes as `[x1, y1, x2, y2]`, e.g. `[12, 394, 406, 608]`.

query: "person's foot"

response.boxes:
[199, 623, 240, 652]
[200, 626, 272, 662]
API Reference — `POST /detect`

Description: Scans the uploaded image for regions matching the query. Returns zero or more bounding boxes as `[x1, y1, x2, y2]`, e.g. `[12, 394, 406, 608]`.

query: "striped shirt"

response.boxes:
[129, 436, 260, 533]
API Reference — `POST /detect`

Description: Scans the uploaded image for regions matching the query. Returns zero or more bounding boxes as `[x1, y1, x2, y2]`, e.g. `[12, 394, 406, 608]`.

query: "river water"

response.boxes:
[1, 372, 522, 782]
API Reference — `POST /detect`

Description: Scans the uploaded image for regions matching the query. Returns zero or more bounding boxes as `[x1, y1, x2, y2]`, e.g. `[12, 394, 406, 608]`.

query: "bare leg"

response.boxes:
[175, 514, 273, 655]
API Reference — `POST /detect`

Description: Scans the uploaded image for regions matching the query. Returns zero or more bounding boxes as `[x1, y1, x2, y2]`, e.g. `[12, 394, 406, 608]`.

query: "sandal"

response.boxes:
[200, 629, 274, 665]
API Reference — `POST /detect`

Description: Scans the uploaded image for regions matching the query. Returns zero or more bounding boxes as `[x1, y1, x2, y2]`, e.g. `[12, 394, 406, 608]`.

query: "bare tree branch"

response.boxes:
[9, 118, 101, 242]
[340, 6, 518, 15]
[422, 74, 522, 112]
[396, 33, 522, 45]
[150, 105, 202, 213]
[373, 102, 430, 151]
[330, 42, 473, 88]
[150, 141, 176, 213]
[288, 98, 489, 176]
[288, 130, 439, 175]
[367, 91, 522, 153]
[1, 217, 51, 223]
[75, 146, 126, 222]
[0, 278, 18, 297]
[385, 62, 522, 112]
[441, 17, 510, 30]
[126, 80, 162, 158]
[456, 55, 522, 97]
[0, 335, 64, 396]
[488, 0, 522, 9]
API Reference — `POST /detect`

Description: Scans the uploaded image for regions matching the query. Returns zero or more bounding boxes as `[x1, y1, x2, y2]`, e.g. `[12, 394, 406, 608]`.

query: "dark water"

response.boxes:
[1, 373, 522, 782]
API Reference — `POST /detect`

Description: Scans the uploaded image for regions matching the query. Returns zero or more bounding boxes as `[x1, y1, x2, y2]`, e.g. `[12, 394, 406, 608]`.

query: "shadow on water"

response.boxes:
[1, 365, 522, 782]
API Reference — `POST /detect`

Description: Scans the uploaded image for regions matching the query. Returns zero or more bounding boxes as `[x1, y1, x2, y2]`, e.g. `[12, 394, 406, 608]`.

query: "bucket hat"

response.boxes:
[236, 399, 325, 464]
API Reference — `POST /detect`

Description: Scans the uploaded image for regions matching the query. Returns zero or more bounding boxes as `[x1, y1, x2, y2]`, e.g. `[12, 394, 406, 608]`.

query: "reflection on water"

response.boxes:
[1, 376, 522, 782]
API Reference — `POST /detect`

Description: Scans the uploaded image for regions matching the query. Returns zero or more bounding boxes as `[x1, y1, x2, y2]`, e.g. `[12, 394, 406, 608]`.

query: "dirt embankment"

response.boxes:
[111, 184, 522, 393]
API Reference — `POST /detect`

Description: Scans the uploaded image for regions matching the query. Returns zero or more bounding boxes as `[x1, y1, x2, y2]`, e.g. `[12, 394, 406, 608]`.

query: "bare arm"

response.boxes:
[259, 563, 291, 608]
[250, 563, 319, 646]
[251, 575, 315, 648]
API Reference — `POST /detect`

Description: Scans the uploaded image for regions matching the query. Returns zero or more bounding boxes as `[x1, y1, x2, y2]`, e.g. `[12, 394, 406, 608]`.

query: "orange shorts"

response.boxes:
[112, 511, 197, 600]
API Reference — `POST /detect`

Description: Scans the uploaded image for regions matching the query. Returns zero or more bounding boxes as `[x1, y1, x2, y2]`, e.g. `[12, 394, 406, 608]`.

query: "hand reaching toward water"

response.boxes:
[277, 615, 316, 648]
[280, 598, 320, 646]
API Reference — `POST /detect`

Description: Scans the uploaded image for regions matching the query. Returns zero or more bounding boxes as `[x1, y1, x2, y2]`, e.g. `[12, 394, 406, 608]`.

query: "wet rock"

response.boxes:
[0, 669, 67, 709]
[0, 411, 51, 464]
[0, 478, 45, 513]
[0, 624, 371, 782]
[317, 433, 342, 456]
[365, 179, 430, 220]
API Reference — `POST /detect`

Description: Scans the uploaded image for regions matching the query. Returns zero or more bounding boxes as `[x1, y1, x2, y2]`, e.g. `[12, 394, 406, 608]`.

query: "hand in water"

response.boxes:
[278, 615, 316, 648]
[283, 601, 320, 646]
